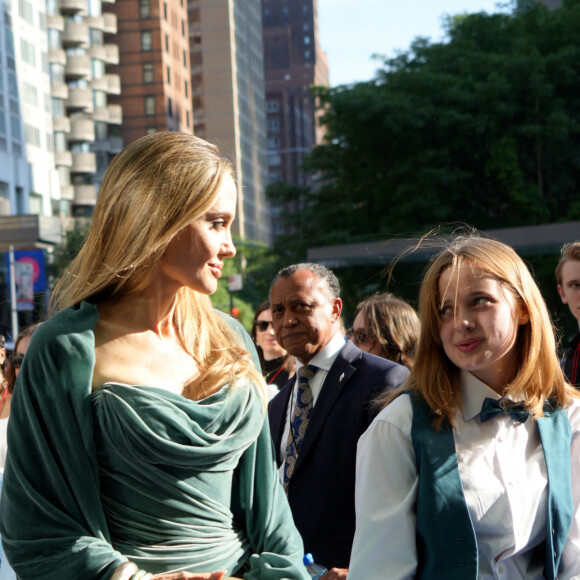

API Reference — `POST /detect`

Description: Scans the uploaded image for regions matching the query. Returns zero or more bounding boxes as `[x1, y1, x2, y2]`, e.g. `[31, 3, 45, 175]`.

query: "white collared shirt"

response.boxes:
[348, 371, 580, 580]
[278, 332, 346, 479]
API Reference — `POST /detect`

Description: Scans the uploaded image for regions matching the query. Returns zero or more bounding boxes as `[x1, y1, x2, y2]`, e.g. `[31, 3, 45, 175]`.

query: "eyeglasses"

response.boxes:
[10, 352, 24, 369]
[346, 328, 373, 344]
[256, 320, 273, 332]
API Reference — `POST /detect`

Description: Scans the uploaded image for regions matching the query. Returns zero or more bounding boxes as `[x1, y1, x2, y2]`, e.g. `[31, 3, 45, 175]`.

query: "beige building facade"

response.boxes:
[189, 0, 270, 243]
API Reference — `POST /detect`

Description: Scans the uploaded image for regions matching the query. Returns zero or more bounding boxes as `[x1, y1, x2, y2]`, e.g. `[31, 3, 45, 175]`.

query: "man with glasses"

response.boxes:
[268, 263, 409, 579]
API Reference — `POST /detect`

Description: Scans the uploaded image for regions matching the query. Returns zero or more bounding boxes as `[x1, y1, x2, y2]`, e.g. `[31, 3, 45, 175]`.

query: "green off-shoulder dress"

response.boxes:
[0, 301, 309, 580]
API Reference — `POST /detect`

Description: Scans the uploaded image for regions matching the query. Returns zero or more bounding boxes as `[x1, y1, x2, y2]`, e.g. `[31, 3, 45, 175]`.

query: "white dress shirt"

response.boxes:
[348, 371, 580, 580]
[278, 332, 346, 479]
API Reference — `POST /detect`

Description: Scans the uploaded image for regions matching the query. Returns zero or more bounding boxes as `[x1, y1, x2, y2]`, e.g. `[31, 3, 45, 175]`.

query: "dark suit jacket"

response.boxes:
[268, 339, 410, 569]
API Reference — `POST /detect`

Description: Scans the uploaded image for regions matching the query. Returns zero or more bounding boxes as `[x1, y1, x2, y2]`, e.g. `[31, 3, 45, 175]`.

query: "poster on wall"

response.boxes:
[4, 250, 47, 312]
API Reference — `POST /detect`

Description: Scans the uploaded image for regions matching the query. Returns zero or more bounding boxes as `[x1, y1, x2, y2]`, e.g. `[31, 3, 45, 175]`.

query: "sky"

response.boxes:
[317, 0, 513, 86]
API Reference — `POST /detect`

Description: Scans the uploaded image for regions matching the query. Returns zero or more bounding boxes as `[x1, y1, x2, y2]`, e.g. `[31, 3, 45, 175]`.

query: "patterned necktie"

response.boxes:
[480, 397, 530, 423]
[283, 365, 317, 490]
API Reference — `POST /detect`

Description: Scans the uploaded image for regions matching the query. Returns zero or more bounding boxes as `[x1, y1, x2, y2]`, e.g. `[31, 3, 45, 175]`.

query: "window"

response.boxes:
[191, 52, 202, 67]
[141, 30, 152, 51]
[163, 2, 167, 20]
[139, 0, 150, 18]
[181, 19, 185, 37]
[167, 97, 173, 117]
[182, 49, 187, 67]
[184, 79, 188, 98]
[268, 154, 281, 166]
[146, 127, 156, 135]
[304, 36, 310, 45]
[166, 65, 170, 85]
[267, 119, 279, 131]
[164, 33, 169, 52]
[266, 100, 279, 113]
[144, 95, 155, 115]
[143, 63, 154, 83]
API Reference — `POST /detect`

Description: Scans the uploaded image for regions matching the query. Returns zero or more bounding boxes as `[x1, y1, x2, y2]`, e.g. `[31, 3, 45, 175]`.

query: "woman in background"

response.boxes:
[251, 301, 295, 398]
[0, 132, 309, 580]
[348, 292, 420, 370]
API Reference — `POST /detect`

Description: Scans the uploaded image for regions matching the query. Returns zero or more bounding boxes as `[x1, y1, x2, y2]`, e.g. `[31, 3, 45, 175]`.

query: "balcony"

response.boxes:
[60, 184, 74, 201]
[104, 44, 119, 65]
[84, 15, 104, 31]
[52, 116, 71, 133]
[62, 21, 89, 47]
[103, 12, 117, 35]
[107, 104, 122, 125]
[88, 45, 107, 61]
[65, 54, 91, 79]
[74, 184, 97, 205]
[55, 151, 73, 167]
[71, 152, 96, 174]
[90, 76, 107, 92]
[67, 87, 92, 111]
[58, 0, 87, 15]
[51, 82, 69, 100]
[47, 14, 64, 31]
[106, 74, 120, 95]
[48, 49, 66, 66]
[69, 119, 95, 142]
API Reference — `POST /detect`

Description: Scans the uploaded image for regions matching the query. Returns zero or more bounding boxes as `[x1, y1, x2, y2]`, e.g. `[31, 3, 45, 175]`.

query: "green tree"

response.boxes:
[275, 1, 580, 258]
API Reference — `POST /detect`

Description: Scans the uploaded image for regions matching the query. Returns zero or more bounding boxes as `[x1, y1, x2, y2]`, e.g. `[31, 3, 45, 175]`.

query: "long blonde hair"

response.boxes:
[383, 235, 578, 429]
[51, 132, 264, 399]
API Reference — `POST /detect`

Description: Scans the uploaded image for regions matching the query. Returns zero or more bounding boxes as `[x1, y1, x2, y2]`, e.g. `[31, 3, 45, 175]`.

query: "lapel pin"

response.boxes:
[339, 372, 345, 382]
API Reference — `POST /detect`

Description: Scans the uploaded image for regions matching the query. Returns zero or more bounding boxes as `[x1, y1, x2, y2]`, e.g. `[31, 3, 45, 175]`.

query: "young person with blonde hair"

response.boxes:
[349, 235, 580, 580]
[0, 132, 309, 580]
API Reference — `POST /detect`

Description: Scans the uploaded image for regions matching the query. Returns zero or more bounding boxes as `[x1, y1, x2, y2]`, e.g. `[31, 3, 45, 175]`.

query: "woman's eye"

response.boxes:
[473, 297, 489, 306]
[439, 305, 452, 317]
[212, 219, 226, 229]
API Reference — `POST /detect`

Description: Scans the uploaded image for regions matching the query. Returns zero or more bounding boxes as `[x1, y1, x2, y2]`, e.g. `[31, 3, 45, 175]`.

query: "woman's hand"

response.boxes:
[152, 572, 228, 580]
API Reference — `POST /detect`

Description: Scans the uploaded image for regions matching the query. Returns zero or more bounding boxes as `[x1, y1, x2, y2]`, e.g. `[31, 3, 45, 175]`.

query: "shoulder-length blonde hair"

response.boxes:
[383, 235, 577, 429]
[51, 131, 264, 399]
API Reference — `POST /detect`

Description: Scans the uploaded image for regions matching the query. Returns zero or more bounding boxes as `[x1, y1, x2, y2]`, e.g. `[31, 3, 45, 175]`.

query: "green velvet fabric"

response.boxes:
[0, 301, 308, 580]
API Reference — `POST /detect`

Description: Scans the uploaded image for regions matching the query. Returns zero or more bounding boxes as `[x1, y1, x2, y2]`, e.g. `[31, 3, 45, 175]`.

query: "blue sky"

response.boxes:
[317, 0, 514, 86]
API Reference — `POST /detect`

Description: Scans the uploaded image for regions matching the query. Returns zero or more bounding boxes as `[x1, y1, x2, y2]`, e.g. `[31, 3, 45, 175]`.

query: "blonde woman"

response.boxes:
[0, 133, 309, 580]
[349, 235, 580, 580]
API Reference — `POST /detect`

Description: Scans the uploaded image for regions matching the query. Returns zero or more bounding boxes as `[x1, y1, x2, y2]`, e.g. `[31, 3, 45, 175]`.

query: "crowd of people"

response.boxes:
[0, 132, 579, 580]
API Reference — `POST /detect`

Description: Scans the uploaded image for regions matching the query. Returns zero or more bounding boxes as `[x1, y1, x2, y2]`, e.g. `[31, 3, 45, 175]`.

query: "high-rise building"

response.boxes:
[48, 0, 122, 217]
[0, 0, 120, 219]
[105, 0, 193, 146]
[262, 0, 329, 236]
[262, 0, 329, 184]
[188, 0, 270, 244]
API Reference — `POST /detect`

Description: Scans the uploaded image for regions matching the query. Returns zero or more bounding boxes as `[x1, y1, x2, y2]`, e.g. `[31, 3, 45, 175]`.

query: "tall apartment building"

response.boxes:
[47, 0, 122, 217]
[105, 0, 193, 146]
[262, 1, 328, 184]
[262, 0, 329, 236]
[188, 0, 270, 244]
[0, 0, 120, 219]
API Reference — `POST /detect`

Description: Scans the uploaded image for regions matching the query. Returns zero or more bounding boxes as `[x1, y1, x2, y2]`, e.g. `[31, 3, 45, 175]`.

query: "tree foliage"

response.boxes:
[271, 1, 580, 258]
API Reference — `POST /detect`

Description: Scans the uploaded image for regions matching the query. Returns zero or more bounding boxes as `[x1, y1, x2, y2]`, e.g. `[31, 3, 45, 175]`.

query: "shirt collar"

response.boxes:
[295, 331, 346, 374]
[460, 370, 502, 421]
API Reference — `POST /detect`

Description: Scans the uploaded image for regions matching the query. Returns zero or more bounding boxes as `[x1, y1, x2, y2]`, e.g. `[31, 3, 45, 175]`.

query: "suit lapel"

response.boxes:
[269, 380, 294, 465]
[293, 342, 360, 474]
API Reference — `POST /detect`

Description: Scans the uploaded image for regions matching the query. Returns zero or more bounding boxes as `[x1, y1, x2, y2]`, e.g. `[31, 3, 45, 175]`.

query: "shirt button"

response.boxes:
[498, 565, 504, 574]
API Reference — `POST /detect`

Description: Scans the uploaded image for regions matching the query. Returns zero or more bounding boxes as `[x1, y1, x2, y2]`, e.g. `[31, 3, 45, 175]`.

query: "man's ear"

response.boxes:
[331, 297, 342, 321]
[558, 284, 568, 305]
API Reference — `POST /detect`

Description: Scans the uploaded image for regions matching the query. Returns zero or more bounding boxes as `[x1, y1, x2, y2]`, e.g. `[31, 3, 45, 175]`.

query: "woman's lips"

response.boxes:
[456, 338, 483, 353]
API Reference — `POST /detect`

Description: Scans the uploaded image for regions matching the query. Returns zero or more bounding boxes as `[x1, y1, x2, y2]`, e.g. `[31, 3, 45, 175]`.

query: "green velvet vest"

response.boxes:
[410, 395, 573, 580]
